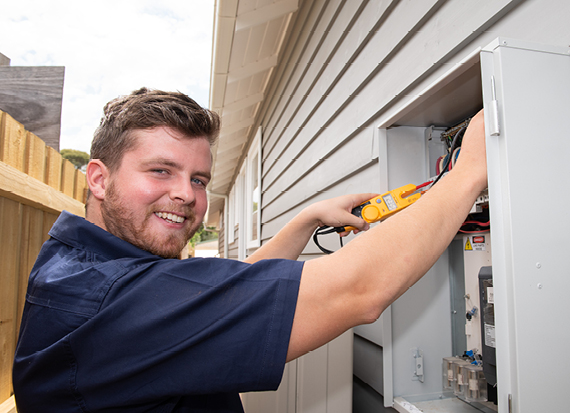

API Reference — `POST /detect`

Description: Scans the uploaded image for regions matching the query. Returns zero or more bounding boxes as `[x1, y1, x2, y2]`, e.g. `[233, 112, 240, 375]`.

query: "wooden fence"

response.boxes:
[0, 109, 86, 409]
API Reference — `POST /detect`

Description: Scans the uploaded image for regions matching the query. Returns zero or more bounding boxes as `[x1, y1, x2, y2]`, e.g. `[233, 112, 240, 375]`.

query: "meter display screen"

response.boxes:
[382, 193, 397, 211]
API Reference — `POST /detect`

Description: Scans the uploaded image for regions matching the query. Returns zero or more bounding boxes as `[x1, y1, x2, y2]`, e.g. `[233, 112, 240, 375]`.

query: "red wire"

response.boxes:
[459, 220, 490, 233]
[416, 181, 432, 190]
[462, 220, 490, 226]
[459, 229, 490, 234]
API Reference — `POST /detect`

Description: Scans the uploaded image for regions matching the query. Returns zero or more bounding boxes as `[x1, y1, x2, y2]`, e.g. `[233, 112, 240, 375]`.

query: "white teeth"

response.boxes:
[155, 212, 185, 223]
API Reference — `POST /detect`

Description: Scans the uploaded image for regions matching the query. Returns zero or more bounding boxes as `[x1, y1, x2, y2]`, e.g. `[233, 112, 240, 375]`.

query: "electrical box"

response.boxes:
[354, 38, 570, 413]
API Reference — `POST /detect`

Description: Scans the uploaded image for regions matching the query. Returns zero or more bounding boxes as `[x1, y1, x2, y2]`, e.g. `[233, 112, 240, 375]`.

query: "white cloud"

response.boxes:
[0, 0, 215, 153]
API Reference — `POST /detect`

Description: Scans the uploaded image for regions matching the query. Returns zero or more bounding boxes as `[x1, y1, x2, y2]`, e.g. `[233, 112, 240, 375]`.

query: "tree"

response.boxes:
[61, 149, 89, 171]
[189, 224, 218, 247]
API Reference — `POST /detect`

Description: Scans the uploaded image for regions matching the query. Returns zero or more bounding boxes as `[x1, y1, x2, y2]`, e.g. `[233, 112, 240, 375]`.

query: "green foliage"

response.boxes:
[189, 223, 218, 247]
[61, 149, 89, 170]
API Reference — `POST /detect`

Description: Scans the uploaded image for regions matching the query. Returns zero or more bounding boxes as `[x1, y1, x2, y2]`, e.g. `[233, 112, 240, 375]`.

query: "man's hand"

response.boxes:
[244, 192, 377, 263]
[301, 193, 378, 236]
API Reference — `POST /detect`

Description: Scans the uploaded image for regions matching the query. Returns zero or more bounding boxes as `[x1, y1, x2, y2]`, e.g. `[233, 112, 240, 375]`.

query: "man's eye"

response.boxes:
[152, 169, 169, 174]
[192, 178, 206, 186]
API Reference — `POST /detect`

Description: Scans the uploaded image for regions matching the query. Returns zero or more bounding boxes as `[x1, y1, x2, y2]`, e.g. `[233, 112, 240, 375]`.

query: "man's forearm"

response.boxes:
[243, 208, 319, 263]
[243, 193, 375, 263]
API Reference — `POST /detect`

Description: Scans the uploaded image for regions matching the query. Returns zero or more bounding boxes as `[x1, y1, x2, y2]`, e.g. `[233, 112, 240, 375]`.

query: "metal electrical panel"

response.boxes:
[481, 38, 570, 412]
[370, 37, 570, 413]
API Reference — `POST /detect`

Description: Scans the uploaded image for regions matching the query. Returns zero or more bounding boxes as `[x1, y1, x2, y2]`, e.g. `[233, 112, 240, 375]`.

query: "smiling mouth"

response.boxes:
[155, 212, 185, 224]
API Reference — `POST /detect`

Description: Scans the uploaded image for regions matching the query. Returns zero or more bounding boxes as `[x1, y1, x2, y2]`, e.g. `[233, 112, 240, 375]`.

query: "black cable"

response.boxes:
[431, 126, 465, 187]
[313, 226, 344, 254]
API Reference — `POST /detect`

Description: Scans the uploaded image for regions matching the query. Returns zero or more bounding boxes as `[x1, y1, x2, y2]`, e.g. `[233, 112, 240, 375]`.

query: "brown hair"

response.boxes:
[90, 87, 220, 172]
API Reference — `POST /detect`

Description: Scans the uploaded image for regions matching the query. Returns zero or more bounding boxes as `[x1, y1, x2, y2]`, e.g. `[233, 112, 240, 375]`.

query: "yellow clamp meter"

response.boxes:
[313, 181, 430, 254]
[341, 183, 422, 232]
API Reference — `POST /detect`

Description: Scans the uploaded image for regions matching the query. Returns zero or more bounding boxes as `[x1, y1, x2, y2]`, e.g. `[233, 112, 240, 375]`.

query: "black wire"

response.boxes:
[431, 126, 465, 187]
[313, 226, 344, 254]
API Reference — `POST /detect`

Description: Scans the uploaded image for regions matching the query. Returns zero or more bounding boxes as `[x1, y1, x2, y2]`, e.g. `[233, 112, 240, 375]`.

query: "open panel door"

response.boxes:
[481, 38, 570, 413]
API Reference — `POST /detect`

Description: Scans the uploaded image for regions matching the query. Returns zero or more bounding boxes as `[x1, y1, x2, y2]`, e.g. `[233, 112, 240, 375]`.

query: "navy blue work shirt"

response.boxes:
[13, 211, 303, 412]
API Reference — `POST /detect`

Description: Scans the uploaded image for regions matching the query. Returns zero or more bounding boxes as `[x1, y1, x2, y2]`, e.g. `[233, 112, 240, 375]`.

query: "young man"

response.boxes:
[13, 88, 487, 412]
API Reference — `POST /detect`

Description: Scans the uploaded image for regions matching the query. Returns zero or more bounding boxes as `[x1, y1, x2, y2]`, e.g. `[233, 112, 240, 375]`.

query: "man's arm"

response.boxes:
[286, 110, 487, 361]
[243, 193, 376, 263]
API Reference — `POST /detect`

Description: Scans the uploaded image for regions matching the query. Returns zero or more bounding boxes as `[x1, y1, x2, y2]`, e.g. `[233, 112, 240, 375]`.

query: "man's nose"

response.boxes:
[169, 178, 196, 204]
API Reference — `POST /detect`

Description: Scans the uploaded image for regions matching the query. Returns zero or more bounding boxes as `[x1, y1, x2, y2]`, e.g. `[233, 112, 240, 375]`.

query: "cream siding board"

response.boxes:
[255, 1, 323, 137]
[258, 0, 331, 159]
[261, 130, 379, 239]
[294, 331, 353, 413]
[261, 0, 376, 185]
[261, 163, 380, 255]
[262, 0, 394, 176]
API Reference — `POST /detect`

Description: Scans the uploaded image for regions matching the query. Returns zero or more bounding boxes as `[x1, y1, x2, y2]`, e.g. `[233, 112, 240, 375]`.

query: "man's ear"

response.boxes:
[86, 160, 109, 201]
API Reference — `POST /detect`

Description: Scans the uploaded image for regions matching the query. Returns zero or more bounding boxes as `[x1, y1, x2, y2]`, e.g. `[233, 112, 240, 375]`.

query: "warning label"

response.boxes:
[465, 236, 486, 251]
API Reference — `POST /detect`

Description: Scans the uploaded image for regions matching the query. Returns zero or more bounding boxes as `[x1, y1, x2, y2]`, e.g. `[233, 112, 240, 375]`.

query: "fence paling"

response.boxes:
[0, 109, 86, 405]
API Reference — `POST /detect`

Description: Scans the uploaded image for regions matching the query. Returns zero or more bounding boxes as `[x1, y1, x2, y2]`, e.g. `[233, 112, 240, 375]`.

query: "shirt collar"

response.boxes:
[49, 211, 158, 260]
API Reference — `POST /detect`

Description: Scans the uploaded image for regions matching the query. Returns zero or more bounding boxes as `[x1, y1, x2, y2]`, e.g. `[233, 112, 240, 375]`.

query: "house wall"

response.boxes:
[243, 0, 570, 410]
[259, 0, 570, 246]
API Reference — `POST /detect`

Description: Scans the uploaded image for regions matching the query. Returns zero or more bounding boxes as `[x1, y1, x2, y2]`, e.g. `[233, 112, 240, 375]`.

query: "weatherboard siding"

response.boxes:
[259, 0, 487, 249]
[254, 0, 570, 258]
[222, 0, 570, 256]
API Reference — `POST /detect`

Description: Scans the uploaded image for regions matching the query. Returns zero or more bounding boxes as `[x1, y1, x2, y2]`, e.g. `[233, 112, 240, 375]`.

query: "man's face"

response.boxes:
[100, 126, 212, 258]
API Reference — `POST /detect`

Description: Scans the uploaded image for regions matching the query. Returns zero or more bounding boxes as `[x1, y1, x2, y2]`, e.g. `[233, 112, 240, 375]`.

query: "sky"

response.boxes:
[0, 0, 216, 153]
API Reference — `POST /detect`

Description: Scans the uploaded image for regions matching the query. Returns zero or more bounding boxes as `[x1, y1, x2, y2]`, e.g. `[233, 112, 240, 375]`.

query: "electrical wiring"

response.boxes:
[313, 225, 344, 254]
[462, 220, 490, 226]
[451, 147, 461, 169]
[435, 155, 445, 175]
[460, 207, 490, 233]
[431, 126, 465, 187]
[459, 221, 490, 234]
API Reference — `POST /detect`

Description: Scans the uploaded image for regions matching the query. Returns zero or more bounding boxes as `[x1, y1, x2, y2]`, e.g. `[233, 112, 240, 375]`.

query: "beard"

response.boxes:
[101, 181, 197, 259]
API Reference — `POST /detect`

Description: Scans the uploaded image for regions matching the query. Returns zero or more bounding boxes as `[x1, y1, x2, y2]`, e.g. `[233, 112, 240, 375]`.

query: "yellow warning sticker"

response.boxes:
[465, 238, 473, 251]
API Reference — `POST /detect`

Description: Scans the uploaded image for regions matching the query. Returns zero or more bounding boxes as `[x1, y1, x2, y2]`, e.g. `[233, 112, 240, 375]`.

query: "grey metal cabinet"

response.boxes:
[481, 38, 570, 413]
[355, 38, 570, 413]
